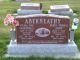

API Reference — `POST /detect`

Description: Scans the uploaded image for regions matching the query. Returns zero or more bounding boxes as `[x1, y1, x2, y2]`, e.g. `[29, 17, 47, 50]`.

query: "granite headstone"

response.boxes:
[48, 5, 73, 16]
[17, 3, 42, 15]
[16, 0, 31, 2]
[16, 14, 70, 44]
[6, 14, 79, 57]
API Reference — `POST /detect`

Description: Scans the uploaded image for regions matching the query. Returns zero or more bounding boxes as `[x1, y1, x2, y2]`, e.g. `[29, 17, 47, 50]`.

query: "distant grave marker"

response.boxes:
[21, 3, 42, 10]
[48, 5, 73, 16]
[16, 0, 31, 2]
[17, 3, 42, 15]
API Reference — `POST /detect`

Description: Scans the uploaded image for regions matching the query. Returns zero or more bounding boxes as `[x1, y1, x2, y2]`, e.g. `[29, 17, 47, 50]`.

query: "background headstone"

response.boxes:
[50, 5, 70, 11]
[48, 5, 73, 16]
[17, 3, 42, 15]
[21, 3, 42, 10]
[16, 0, 31, 2]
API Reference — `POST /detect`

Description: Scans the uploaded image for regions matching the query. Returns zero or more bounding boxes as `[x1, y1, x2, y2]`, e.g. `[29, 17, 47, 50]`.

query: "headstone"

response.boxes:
[16, 14, 69, 44]
[17, 3, 42, 15]
[50, 5, 70, 11]
[16, 0, 31, 2]
[21, 3, 42, 10]
[6, 14, 79, 57]
[48, 5, 73, 16]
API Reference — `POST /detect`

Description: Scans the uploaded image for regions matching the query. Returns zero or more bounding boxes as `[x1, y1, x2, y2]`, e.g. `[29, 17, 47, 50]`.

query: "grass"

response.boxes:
[0, 0, 80, 60]
[1, 56, 80, 60]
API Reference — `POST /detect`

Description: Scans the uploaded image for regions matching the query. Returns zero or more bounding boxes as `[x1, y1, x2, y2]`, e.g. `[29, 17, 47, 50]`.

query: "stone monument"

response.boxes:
[6, 14, 79, 58]
[17, 3, 42, 15]
[48, 5, 74, 16]
[16, 0, 31, 2]
[16, 14, 69, 44]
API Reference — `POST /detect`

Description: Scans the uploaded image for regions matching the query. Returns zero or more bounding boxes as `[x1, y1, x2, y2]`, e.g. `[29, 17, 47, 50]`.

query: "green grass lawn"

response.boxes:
[0, 0, 80, 60]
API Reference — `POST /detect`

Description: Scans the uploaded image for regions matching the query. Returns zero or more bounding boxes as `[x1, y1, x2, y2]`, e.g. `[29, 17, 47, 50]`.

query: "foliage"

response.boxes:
[10, 0, 15, 1]
[42, 10, 48, 14]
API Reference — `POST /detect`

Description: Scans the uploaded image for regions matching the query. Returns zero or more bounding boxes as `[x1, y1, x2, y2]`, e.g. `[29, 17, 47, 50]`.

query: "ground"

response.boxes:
[0, 0, 80, 60]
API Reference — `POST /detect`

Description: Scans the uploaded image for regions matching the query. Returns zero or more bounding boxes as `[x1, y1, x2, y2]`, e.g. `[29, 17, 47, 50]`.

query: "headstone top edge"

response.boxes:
[16, 14, 70, 19]
[21, 3, 40, 6]
[50, 4, 70, 10]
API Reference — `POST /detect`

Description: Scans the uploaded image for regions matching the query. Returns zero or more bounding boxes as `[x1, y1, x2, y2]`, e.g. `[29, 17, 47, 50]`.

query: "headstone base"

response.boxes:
[6, 40, 79, 58]
[17, 9, 42, 15]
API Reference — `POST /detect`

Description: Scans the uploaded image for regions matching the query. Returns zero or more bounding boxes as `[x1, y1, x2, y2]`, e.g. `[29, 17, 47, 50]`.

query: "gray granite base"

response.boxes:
[6, 40, 79, 58]
[17, 9, 42, 15]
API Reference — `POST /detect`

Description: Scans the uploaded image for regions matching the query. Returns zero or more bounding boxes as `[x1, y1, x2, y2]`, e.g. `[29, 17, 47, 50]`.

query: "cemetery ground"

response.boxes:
[0, 0, 80, 60]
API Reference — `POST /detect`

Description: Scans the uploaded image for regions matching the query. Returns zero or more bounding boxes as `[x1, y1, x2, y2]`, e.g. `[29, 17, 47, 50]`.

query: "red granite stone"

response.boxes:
[16, 14, 70, 44]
